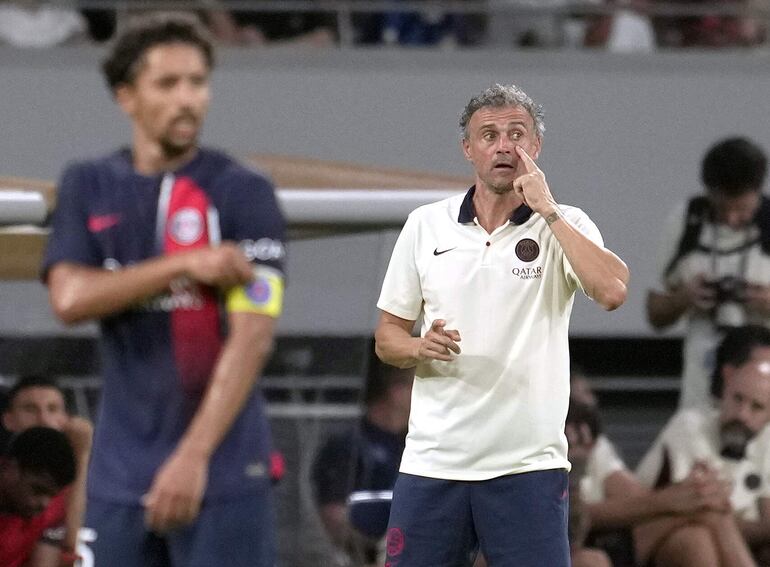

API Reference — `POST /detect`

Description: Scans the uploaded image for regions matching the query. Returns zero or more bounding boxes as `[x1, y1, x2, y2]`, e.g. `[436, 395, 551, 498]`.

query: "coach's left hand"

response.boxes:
[513, 146, 558, 217]
[142, 448, 209, 533]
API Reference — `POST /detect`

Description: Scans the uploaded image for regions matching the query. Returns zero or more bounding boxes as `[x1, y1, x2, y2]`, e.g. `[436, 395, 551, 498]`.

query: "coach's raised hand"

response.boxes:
[513, 145, 558, 217]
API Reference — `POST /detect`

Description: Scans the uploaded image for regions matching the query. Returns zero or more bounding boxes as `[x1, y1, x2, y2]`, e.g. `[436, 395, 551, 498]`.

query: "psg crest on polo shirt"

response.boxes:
[515, 238, 540, 262]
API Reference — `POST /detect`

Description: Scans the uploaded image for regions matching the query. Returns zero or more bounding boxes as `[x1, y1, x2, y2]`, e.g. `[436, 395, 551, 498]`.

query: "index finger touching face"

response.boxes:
[515, 145, 539, 173]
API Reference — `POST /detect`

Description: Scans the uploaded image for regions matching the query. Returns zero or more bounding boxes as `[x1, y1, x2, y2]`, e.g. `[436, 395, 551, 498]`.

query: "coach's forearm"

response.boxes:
[546, 209, 629, 311]
[374, 312, 420, 369]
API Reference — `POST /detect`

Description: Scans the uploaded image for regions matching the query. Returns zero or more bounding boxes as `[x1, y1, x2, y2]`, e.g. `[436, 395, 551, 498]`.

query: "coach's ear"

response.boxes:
[461, 137, 472, 162]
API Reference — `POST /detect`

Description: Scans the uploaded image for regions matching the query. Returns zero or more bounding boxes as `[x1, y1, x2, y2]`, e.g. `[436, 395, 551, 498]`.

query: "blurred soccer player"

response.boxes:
[42, 14, 286, 567]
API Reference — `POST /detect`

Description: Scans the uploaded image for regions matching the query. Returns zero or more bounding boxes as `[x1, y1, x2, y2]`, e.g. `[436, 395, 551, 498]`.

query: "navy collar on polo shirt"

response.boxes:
[457, 185, 533, 225]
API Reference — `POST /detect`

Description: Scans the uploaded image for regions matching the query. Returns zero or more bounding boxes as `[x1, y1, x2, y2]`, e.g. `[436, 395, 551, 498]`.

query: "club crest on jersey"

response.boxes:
[515, 238, 539, 262]
[169, 207, 204, 245]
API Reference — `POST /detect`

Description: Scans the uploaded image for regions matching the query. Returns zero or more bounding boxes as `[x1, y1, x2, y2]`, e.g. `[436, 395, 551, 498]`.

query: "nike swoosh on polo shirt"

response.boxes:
[433, 247, 457, 256]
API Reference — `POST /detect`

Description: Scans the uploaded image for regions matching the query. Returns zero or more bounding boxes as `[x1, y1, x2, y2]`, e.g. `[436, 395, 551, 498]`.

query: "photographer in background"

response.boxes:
[647, 136, 770, 408]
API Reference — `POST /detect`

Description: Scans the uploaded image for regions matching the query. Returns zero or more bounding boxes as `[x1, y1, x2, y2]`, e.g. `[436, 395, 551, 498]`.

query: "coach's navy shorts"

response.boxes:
[83, 484, 275, 567]
[384, 469, 570, 567]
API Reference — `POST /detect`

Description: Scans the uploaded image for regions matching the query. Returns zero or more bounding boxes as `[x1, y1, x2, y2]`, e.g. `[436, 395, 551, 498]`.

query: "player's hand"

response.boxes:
[183, 243, 253, 289]
[415, 319, 461, 362]
[745, 283, 770, 317]
[142, 449, 209, 533]
[513, 146, 558, 217]
[62, 416, 93, 458]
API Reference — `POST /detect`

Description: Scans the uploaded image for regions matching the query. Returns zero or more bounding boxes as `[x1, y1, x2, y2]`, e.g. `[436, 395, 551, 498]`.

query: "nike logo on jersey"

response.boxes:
[87, 213, 122, 232]
[433, 247, 457, 256]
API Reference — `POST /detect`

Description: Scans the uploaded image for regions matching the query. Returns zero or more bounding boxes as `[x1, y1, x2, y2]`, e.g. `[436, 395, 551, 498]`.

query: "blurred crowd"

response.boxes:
[0, 0, 769, 50]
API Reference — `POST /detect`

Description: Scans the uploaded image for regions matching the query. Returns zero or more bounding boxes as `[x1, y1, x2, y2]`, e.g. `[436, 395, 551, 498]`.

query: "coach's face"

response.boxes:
[462, 104, 541, 195]
[117, 42, 211, 160]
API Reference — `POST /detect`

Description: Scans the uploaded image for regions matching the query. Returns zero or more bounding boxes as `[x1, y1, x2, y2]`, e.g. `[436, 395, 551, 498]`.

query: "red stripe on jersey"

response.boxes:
[164, 176, 222, 394]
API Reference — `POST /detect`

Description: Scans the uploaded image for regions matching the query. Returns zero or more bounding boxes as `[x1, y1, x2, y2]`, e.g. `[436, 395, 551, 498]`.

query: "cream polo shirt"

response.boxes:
[377, 187, 604, 480]
[636, 407, 770, 521]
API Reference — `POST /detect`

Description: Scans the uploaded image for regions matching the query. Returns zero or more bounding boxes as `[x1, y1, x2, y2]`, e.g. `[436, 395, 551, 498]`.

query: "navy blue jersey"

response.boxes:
[42, 148, 286, 503]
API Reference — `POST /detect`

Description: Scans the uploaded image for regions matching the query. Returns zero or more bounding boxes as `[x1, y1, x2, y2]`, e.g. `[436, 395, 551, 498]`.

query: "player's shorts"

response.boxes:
[83, 483, 275, 567]
[384, 469, 570, 567]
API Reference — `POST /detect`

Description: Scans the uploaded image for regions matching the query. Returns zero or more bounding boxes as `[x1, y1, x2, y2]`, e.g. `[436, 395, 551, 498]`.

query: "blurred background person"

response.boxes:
[647, 136, 770, 409]
[0, 0, 87, 48]
[651, 0, 765, 47]
[583, 0, 656, 52]
[1, 375, 92, 567]
[568, 356, 762, 567]
[0, 426, 77, 567]
[203, 0, 337, 46]
[636, 351, 770, 565]
[311, 358, 413, 566]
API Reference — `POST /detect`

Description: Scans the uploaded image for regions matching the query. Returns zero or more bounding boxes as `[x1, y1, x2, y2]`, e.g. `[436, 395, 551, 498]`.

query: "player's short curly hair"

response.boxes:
[102, 13, 214, 93]
[459, 84, 545, 141]
[701, 137, 767, 196]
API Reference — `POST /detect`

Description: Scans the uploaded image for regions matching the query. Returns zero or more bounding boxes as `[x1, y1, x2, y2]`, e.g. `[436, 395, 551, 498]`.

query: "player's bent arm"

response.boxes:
[546, 212, 629, 311]
[48, 259, 188, 324]
[646, 288, 689, 329]
[48, 244, 252, 324]
[374, 311, 420, 369]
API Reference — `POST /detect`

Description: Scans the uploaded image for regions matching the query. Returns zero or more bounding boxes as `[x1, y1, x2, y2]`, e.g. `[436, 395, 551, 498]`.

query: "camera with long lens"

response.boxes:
[707, 275, 747, 328]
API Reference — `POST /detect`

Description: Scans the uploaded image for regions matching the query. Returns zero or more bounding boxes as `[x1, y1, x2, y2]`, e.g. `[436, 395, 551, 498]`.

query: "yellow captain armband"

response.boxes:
[226, 265, 284, 318]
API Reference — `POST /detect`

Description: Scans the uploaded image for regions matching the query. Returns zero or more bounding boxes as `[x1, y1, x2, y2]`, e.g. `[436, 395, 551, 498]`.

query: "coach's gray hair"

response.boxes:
[459, 84, 545, 141]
